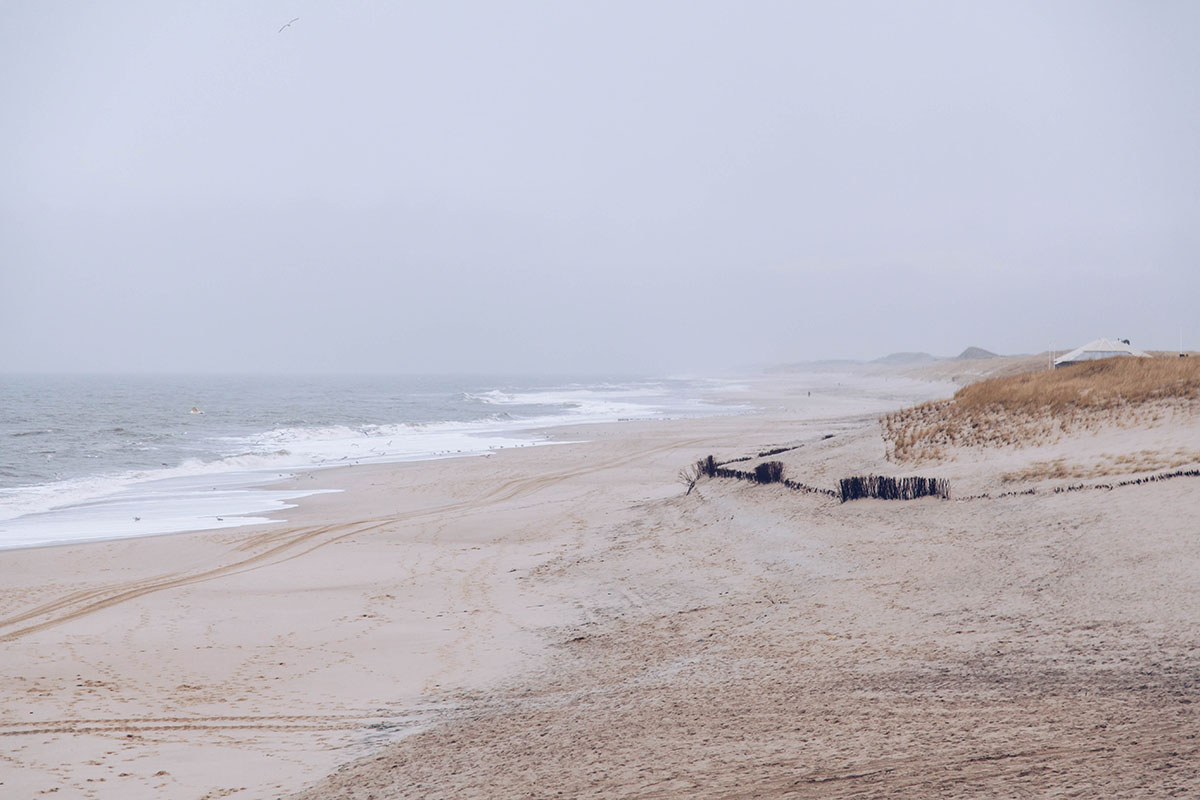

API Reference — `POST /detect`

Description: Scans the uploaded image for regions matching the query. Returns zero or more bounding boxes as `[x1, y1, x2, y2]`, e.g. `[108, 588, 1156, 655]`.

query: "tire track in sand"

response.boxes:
[0, 712, 425, 738]
[0, 436, 706, 642]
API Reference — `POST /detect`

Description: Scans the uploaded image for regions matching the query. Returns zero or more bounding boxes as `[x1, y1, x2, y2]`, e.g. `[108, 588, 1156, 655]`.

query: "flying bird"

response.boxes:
[278, 17, 299, 33]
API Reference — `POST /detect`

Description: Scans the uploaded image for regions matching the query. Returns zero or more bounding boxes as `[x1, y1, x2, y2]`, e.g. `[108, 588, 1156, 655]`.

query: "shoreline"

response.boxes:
[0, 376, 759, 551]
[0, 369, 939, 552]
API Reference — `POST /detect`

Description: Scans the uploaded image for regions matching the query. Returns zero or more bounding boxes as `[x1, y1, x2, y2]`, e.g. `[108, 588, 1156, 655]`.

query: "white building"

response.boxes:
[1053, 337, 1150, 368]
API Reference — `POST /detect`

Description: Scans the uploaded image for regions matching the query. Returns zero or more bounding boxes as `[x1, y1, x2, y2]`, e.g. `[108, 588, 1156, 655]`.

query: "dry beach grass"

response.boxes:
[884, 356, 1200, 462]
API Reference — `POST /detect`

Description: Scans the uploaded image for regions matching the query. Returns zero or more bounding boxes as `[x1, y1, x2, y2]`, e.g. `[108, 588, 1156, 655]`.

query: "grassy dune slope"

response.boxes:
[884, 357, 1200, 462]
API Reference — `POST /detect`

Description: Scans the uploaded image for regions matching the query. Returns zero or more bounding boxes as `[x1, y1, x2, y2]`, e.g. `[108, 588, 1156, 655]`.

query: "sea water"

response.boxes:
[0, 374, 743, 549]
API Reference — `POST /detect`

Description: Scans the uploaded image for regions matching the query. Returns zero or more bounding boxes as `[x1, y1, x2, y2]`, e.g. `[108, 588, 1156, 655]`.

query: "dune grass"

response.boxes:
[884, 357, 1200, 462]
[954, 356, 1200, 413]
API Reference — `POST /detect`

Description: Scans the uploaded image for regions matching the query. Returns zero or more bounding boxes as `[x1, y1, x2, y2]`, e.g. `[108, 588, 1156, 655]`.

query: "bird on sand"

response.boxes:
[279, 17, 299, 33]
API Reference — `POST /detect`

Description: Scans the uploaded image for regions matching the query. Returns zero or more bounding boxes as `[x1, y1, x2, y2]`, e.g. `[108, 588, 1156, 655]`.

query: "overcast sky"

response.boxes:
[2, 1, 1197, 374]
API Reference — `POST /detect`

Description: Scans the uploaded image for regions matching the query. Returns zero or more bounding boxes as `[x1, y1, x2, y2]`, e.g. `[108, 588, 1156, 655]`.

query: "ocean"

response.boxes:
[0, 374, 743, 549]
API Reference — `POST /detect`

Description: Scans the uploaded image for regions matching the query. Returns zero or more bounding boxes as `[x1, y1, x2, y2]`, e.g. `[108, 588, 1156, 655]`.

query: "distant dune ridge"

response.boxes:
[774, 345, 1006, 372]
[870, 351, 942, 365]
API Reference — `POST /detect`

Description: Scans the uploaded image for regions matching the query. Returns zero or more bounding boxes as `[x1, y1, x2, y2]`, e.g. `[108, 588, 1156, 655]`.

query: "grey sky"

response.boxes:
[2, 1, 1197, 374]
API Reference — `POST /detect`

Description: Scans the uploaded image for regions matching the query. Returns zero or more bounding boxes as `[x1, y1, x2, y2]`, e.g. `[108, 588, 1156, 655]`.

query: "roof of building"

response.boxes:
[1053, 337, 1150, 366]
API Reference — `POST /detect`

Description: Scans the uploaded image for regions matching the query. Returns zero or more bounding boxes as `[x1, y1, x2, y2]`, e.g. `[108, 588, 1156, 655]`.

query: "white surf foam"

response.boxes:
[0, 379, 747, 549]
[0, 471, 341, 550]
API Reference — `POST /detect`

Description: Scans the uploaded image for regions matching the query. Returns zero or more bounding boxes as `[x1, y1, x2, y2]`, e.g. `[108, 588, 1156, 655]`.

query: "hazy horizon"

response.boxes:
[0, 343, 1175, 379]
[3, 2, 1198, 375]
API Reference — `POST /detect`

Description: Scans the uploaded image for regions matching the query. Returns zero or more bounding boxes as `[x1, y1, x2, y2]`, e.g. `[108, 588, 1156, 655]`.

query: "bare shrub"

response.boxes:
[678, 463, 702, 495]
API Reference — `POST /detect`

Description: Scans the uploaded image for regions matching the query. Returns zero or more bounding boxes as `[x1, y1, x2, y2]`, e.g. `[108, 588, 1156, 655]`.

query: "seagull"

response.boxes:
[279, 17, 299, 33]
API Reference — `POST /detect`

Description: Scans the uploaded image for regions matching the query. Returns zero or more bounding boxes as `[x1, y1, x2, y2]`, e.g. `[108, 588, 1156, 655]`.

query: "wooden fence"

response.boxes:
[837, 475, 951, 503]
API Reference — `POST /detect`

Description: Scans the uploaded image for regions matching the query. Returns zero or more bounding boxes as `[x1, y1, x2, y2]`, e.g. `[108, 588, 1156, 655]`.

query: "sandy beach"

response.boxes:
[3, 370, 1198, 798]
